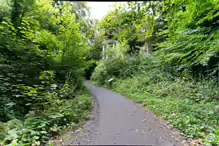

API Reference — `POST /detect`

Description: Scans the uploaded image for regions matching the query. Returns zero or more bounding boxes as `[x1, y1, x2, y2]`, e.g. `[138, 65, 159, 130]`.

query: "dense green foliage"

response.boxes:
[96, 1, 219, 75]
[0, 0, 94, 145]
[91, 1, 219, 145]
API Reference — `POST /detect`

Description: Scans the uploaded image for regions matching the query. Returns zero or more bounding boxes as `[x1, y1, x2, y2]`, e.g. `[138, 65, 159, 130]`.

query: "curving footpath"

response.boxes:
[80, 82, 187, 146]
[63, 82, 186, 146]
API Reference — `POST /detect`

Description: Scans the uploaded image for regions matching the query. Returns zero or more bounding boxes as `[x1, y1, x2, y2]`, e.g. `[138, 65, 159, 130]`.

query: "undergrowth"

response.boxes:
[0, 71, 92, 146]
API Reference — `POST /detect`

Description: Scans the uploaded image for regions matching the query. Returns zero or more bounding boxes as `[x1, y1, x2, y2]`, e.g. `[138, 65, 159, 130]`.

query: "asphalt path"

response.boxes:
[79, 82, 185, 146]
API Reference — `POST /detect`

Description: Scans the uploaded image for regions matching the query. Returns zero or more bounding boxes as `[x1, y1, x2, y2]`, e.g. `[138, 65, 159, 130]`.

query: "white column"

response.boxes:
[103, 45, 105, 59]
[106, 44, 108, 59]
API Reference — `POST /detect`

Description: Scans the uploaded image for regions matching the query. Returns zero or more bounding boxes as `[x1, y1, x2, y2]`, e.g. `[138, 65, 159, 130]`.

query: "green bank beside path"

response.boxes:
[92, 76, 219, 145]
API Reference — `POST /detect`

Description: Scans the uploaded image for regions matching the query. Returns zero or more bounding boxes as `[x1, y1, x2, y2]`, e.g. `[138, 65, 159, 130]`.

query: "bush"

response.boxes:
[91, 57, 123, 85]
